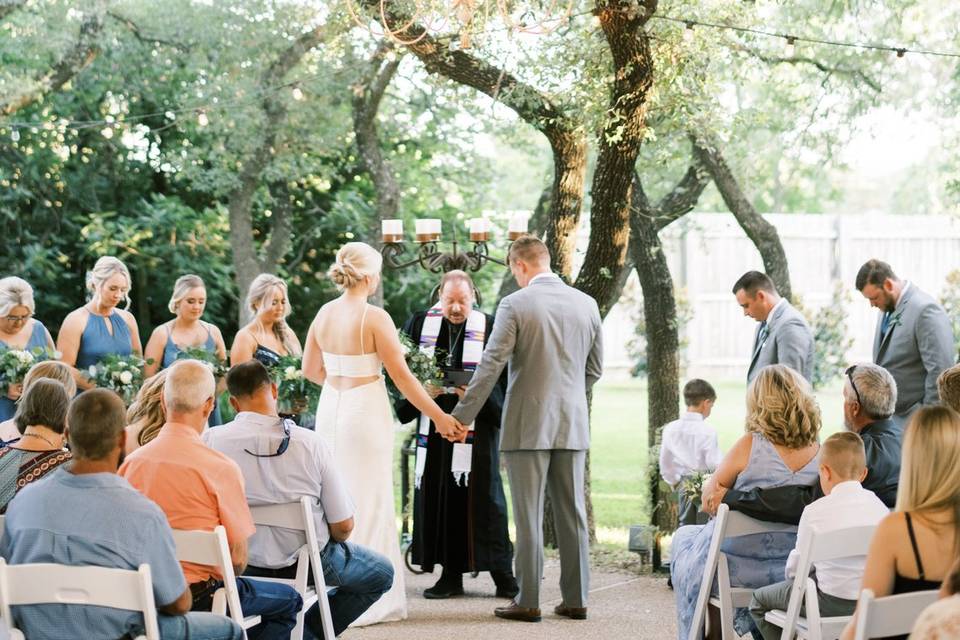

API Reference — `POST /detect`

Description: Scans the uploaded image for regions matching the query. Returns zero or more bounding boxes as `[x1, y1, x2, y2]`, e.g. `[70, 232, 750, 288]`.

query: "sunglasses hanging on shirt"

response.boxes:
[243, 418, 293, 457]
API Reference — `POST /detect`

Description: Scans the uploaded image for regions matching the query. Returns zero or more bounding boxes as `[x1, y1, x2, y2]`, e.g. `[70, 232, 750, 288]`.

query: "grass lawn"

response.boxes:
[393, 377, 844, 557]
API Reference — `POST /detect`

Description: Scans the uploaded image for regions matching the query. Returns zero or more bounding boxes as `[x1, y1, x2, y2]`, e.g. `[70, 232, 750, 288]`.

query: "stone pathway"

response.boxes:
[349, 557, 678, 640]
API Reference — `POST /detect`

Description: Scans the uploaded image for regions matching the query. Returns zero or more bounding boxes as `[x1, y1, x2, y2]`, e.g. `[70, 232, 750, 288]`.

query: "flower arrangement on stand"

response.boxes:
[87, 354, 150, 405]
[0, 346, 58, 394]
[268, 354, 321, 417]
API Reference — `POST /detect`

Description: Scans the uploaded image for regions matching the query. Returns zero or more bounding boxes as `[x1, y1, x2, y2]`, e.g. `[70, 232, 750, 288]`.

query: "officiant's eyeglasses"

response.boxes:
[845, 365, 863, 406]
[244, 418, 292, 458]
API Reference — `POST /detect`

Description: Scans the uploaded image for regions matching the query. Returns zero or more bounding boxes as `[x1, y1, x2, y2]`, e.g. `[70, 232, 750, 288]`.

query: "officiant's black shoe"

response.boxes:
[491, 571, 519, 599]
[554, 603, 588, 620]
[423, 574, 464, 599]
[494, 601, 541, 622]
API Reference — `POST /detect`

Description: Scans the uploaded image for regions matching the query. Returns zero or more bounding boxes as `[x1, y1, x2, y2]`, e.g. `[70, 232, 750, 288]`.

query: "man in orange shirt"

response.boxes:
[121, 360, 301, 639]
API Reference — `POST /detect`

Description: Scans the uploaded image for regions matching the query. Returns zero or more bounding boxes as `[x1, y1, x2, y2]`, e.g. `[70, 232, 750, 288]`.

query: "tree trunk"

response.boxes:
[225, 26, 329, 323]
[692, 136, 793, 300]
[359, 0, 588, 277]
[352, 44, 402, 308]
[573, 0, 658, 318]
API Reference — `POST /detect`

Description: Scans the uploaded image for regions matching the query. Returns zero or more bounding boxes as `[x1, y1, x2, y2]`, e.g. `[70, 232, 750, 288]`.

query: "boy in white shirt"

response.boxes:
[748, 431, 890, 640]
[659, 379, 721, 526]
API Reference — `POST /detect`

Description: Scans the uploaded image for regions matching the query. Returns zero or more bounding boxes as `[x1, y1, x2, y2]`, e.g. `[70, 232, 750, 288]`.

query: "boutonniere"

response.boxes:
[888, 313, 903, 330]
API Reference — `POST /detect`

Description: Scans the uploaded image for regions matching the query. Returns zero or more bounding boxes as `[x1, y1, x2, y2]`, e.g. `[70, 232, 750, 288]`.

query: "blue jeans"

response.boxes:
[236, 577, 302, 640]
[246, 540, 394, 640]
[150, 612, 244, 640]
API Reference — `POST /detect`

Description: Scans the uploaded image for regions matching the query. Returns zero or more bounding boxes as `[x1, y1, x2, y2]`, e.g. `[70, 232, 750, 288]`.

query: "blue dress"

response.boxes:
[160, 324, 222, 427]
[671, 433, 820, 639]
[0, 321, 50, 422]
[75, 311, 133, 370]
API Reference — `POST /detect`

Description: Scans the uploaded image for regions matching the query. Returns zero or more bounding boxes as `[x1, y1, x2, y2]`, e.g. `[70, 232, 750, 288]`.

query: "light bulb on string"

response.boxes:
[896, 48, 906, 58]
[683, 21, 695, 43]
[291, 86, 304, 101]
[10, 129, 20, 142]
[784, 36, 796, 57]
[197, 111, 209, 127]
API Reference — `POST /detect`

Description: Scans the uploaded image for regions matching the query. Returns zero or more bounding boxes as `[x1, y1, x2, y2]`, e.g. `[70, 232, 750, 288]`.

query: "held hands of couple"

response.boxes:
[436, 413, 468, 443]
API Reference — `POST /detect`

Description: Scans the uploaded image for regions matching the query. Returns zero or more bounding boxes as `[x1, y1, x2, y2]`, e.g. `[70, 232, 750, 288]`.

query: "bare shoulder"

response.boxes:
[232, 326, 254, 346]
[117, 308, 139, 328]
[874, 511, 907, 542]
[60, 307, 89, 331]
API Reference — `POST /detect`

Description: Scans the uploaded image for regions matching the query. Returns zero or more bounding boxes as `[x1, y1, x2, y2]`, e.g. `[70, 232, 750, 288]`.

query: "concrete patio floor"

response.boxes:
[349, 557, 678, 640]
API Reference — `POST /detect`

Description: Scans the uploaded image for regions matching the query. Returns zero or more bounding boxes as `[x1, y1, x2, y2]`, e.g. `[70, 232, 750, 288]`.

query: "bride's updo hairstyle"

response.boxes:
[328, 242, 382, 291]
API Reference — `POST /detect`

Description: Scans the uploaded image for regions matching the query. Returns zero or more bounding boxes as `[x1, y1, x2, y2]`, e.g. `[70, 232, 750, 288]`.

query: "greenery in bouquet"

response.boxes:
[175, 346, 229, 378]
[0, 346, 58, 394]
[387, 330, 444, 400]
[269, 354, 321, 415]
[680, 471, 710, 505]
[87, 354, 149, 404]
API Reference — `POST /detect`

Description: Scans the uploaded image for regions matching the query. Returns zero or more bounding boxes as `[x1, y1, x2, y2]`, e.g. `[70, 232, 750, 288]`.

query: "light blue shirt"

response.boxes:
[0, 467, 186, 639]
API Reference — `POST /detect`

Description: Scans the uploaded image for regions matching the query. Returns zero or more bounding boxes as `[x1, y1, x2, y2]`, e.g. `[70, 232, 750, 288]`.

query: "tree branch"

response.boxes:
[0, 11, 103, 116]
[106, 10, 191, 50]
[735, 44, 881, 93]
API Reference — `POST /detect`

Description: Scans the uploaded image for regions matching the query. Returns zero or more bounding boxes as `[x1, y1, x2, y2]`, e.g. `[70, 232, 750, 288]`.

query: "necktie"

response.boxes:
[880, 311, 892, 336]
[754, 321, 768, 356]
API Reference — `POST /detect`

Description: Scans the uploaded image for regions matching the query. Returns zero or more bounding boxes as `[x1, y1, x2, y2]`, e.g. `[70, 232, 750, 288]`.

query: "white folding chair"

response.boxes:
[248, 496, 336, 640]
[0, 558, 160, 640]
[171, 525, 262, 634]
[688, 503, 799, 640]
[762, 523, 877, 640]
[852, 588, 939, 640]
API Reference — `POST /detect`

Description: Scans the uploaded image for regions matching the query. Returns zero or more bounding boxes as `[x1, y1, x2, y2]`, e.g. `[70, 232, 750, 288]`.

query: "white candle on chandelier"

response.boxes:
[381, 219, 404, 243]
[468, 218, 490, 242]
[508, 213, 529, 240]
[415, 218, 441, 242]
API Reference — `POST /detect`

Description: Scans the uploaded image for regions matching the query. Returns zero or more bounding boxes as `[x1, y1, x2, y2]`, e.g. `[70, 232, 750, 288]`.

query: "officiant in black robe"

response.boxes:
[395, 270, 517, 600]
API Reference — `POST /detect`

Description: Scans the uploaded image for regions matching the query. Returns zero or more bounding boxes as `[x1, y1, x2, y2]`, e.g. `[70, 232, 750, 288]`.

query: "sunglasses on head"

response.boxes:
[244, 418, 293, 458]
[845, 365, 863, 406]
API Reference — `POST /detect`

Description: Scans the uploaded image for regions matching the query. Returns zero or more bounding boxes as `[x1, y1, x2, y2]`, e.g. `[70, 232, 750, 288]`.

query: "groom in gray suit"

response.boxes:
[856, 259, 955, 423]
[449, 236, 603, 623]
[733, 271, 814, 383]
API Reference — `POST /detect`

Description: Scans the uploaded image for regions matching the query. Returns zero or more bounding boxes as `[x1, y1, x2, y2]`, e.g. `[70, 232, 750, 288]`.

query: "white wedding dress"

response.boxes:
[314, 307, 407, 626]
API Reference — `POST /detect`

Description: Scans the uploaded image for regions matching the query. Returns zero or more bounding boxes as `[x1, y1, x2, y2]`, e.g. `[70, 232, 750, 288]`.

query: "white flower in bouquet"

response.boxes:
[16, 351, 33, 364]
[88, 365, 97, 377]
[284, 366, 297, 380]
[119, 371, 134, 385]
[419, 346, 435, 358]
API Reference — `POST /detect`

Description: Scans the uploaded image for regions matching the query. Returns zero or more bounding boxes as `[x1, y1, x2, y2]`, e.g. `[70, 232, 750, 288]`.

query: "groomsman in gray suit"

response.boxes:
[449, 235, 603, 623]
[856, 259, 955, 423]
[733, 271, 815, 383]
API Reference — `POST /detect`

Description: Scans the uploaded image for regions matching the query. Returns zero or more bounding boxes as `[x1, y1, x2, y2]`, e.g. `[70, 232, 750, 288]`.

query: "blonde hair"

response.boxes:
[745, 364, 821, 448]
[86, 256, 132, 310]
[896, 407, 960, 532]
[245, 274, 298, 354]
[0, 276, 36, 317]
[127, 370, 167, 447]
[938, 364, 960, 413]
[22, 361, 77, 398]
[327, 242, 382, 291]
[821, 432, 866, 481]
[168, 274, 206, 314]
[163, 359, 215, 414]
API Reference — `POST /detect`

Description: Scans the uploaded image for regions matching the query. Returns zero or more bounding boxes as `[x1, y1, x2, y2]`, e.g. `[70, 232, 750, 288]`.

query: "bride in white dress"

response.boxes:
[303, 242, 463, 626]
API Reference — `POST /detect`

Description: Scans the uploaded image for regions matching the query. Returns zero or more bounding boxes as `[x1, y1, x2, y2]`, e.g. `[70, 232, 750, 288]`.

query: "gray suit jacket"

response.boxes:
[747, 299, 814, 383]
[873, 282, 955, 416]
[452, 275, 603, 451]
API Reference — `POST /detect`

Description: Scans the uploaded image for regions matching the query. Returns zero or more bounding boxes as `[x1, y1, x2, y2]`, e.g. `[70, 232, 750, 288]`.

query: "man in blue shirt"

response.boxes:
[0, 388, 242, 640]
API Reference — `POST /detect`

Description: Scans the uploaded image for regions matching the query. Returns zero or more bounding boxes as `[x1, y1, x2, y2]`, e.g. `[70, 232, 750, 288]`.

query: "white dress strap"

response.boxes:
[359, 304, 370, 355]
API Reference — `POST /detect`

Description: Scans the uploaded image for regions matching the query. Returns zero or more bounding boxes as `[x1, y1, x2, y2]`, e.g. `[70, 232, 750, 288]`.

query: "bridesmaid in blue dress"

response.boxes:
[0, 277, 56, 421]
[144, 274, 227, 426]
[230, 274, 303, 420]
[57, 256, 142, 390]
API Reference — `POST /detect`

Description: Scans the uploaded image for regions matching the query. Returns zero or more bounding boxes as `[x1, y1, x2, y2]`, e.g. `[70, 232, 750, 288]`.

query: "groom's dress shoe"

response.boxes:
[494, 602, 541, 622]
[554, 603, 588, 620]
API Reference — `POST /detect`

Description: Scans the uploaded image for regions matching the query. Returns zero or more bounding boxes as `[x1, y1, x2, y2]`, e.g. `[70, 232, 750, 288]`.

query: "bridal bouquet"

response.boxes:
[398, 330, 443, 386]
[269, 354, 321, 415]
[175, 346, 229, 378]
[0, 346, 57, 394]
[680, 471, 710, 504]
[87, 354, 149, 404]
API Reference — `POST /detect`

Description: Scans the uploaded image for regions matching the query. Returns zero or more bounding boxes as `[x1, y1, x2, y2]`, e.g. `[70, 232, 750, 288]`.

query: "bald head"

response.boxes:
[164, 359, 216, 416]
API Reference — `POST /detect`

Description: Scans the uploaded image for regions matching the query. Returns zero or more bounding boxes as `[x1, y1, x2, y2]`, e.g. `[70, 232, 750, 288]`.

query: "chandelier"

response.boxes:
[345, 0, 576, 49]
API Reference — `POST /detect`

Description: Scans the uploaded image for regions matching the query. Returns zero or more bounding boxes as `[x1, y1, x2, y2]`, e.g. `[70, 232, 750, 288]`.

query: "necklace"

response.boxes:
[22, 429, 61, 448]
[445, 322, 465, 368]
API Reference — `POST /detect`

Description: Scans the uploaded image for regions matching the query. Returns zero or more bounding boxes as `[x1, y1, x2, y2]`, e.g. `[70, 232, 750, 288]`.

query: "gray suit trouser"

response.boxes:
[502, 449, 590, 609]
[749, 579, 856, 640]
